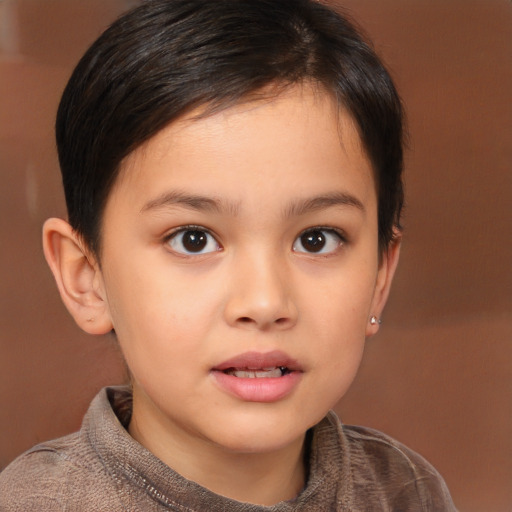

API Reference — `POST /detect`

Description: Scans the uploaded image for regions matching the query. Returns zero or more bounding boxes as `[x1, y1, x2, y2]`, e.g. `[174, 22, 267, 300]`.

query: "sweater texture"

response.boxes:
[0, 387, 456, 511]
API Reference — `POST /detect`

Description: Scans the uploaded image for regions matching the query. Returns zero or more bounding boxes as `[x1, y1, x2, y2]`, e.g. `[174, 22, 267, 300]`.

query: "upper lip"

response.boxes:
[213, 350, 302, 372]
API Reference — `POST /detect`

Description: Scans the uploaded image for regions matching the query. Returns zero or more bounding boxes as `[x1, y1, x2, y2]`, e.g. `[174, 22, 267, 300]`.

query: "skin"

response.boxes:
[43, 86, 400, 505]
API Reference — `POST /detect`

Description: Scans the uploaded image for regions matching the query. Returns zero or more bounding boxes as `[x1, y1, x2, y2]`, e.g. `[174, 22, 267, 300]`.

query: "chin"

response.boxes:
[207, 411, 312, 455]
[218, 433, 302, 455]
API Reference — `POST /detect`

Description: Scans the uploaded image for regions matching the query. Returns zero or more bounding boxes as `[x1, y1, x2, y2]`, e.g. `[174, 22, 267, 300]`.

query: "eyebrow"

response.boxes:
[140, 190, 240, 215]
[141, 190, 364, 217]
[284, 192, 365, 217]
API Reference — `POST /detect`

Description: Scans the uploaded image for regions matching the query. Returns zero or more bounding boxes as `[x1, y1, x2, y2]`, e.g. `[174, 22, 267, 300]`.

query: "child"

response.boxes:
[0, 0, 457, 510]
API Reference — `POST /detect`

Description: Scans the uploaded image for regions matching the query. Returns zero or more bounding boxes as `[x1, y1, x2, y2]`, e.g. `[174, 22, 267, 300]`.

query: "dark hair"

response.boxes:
[56, 0, 404, 256]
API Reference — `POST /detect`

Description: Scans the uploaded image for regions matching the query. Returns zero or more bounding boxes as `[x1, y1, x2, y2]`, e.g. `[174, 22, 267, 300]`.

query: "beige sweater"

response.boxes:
[0, 387, 456, 511]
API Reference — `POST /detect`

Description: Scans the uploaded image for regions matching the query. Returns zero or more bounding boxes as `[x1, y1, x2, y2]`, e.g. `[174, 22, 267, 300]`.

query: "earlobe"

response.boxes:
[42, 218, 113, 335]
[366, 232, 402, 337]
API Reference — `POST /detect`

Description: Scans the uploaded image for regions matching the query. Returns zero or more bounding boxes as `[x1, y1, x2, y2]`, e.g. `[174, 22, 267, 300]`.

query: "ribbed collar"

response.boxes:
[83, 387, 353, 511]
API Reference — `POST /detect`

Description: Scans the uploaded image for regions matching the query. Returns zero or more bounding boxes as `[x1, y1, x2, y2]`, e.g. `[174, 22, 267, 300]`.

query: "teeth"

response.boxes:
[226, 367, 285, 378]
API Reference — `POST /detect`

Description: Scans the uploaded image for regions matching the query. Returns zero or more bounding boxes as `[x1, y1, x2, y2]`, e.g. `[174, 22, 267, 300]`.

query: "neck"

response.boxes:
[173, 441, 307, 505]
[128, 399, 306, 505]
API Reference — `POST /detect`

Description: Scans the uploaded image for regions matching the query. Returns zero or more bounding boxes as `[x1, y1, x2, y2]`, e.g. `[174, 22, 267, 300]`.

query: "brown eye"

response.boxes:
[182, 231, 207, 252]
[300, 231, 326, 252]
[168, 228, 220, 255]
[293, 228, 343, 254]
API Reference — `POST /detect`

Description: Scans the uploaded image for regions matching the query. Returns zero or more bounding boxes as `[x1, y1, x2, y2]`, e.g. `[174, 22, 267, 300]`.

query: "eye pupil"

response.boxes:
[183, 230, 207, 252]
[301, 231, 326, 252]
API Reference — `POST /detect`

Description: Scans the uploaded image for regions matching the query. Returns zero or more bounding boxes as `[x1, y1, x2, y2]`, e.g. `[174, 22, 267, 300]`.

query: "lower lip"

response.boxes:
[211, 371, 302, 402]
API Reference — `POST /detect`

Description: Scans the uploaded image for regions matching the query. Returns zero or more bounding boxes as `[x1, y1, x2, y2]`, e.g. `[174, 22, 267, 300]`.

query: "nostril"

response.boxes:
[237, 316, 289, 325]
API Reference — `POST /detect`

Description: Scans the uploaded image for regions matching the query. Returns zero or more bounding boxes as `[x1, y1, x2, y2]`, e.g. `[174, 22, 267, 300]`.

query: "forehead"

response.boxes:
[111, 86, 375, 213]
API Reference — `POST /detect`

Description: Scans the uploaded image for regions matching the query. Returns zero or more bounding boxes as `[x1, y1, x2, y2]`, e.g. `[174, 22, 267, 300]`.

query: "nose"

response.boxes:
[223, 251, 298, 331]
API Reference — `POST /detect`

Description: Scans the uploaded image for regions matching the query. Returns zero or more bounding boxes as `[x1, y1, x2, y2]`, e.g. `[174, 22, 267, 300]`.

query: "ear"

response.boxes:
[366, 232, 402, 337]
[42, 218, 113, 335]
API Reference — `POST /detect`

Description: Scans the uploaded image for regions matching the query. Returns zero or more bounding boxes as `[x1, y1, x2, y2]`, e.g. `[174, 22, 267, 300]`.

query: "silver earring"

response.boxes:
[370, 316, 381, 325]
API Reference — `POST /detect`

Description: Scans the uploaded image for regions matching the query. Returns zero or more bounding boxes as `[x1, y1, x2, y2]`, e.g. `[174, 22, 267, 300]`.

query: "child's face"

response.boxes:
[97, 86, 392, 457]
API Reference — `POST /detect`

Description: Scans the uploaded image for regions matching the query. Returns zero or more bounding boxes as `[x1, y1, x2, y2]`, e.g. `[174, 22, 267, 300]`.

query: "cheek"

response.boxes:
[103, 259, 223, 364]
[303, 264, 377, 330]
[310, 302, 366, 378]
[299, 258, 377, 376]
[106, 250, 208, 322]
[305, 295, 368, 412]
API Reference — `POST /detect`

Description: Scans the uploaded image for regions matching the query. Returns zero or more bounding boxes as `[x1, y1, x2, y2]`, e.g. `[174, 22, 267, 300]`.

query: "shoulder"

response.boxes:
[343, 423, 443, 477]
[0, 435, 74, 510]
[0, 426, 124, 512]
[0, 433, 97, 511]
[0, 388, 139, 511]
[326, 414, 457, 510]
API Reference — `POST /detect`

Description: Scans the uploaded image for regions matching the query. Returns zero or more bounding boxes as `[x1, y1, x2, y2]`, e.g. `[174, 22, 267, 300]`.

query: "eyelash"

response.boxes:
[292, 227, 347, 256]
[164, 225, 222, 256]
[163, 225, 347, 257]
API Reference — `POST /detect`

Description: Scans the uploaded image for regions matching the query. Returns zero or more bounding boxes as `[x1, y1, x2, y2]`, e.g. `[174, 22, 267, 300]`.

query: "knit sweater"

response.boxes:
[0, 387, 456, 511]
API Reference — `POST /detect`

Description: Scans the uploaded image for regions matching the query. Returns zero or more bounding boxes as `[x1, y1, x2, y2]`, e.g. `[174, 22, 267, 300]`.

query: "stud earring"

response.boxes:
[370, 316, 381, 325]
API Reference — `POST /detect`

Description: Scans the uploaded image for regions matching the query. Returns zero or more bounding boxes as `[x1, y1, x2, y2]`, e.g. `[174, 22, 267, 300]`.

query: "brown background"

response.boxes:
[0, 1, 510, 510]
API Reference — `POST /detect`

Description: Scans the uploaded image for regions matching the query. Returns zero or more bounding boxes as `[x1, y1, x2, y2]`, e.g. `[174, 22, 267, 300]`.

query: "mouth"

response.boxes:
[212, 350, 301, 376]
[222, 366, 291, 378]
[211, 351, 302, 402]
